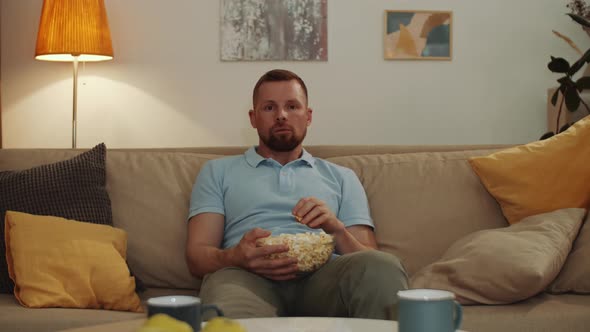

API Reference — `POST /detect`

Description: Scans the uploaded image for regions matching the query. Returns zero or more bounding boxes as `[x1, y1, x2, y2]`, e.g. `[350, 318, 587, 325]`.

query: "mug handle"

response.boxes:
[453, 300, 463, 331]
[202, 304, 224, 318]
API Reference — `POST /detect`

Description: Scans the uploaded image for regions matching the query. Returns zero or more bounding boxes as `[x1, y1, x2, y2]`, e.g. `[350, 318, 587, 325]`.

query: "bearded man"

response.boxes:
[186, 69, 408, 319]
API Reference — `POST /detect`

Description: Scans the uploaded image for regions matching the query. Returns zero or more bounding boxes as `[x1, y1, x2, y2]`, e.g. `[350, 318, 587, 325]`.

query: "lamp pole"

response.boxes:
[72, 55, 79, 149]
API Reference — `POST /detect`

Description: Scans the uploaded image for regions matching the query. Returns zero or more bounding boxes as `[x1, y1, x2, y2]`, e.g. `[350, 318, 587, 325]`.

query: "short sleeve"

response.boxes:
[188, 161, 225, 220]
[337, 168, 374, 229]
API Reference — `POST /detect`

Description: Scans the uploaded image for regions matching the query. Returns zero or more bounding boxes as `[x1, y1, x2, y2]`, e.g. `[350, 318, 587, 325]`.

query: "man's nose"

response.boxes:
[275, 108, 287, 121]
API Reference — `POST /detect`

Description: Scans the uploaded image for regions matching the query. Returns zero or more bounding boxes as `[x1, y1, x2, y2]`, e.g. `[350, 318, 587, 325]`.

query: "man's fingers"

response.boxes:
[292, 197, 312, 219]
[244, 227, 271, 242]
[300, 207, 323, 225]
[249, 256, 297, 269]
[256, 264, 299, 276]
[257, 244, 290, 257]
[307, 213, 329, 228]
[244, 245, 285, 261]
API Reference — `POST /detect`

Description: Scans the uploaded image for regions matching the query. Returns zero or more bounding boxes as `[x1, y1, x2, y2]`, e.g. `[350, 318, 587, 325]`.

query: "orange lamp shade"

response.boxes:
[35, 0, 114, 62]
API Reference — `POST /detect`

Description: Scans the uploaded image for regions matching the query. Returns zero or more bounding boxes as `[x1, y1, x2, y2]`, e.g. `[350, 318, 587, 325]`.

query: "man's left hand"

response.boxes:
[292, 197, 345, 234]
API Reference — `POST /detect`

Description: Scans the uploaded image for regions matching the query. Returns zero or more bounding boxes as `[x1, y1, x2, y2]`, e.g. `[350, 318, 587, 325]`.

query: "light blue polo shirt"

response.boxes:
[188, 147, 373, 249]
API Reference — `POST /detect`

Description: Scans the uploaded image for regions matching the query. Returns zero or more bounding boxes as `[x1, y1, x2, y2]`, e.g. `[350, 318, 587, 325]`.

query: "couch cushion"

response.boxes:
[5, 211, 142, 312]
[0, 294, 141, 332]
[0, 143, 111, 294]
[0, 288, 194, 332]
[462, 293, 590, 332]
[410, 208, 585, 304]
[468, 116, 590, 225]
[549, 212, 590, 294]
[106, 151, 220, 290]
[326, 149, 507, 276]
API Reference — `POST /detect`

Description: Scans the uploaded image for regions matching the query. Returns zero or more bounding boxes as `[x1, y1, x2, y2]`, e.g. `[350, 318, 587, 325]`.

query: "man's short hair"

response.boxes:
[252, 69, 308, 108]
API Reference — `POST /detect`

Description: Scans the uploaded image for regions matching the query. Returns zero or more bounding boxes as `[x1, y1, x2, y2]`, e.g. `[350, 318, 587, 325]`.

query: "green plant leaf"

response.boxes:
[558, 76, 575, 91]
[576, 76, 590, 90]
[548, 56, 570, 73]
[569, 59, 586, 75]
[567, 13, 590, 28]
[551, 89, 560, 106]
[564, 87, 581, 111]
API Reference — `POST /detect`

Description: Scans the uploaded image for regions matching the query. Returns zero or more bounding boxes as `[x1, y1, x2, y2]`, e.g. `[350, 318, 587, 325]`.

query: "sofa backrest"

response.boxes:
[0, 145, 509, 288]
[0, 149, 219, 290]
[327, 150, 508, 275]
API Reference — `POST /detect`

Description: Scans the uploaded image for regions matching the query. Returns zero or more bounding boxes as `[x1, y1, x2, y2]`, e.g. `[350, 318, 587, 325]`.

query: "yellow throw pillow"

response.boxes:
[469, 116, 590, 224]
[5, 211, 143, 312]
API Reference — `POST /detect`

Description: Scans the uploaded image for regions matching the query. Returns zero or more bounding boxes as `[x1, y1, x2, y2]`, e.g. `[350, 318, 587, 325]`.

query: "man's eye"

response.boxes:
[287, 104, 298, 111]
[263, 105, 274, 111]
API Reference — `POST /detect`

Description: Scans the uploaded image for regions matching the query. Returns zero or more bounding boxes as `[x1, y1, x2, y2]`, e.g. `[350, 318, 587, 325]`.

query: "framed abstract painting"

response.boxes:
[221, 0, 328, 61]
[384, 10, 452, 60]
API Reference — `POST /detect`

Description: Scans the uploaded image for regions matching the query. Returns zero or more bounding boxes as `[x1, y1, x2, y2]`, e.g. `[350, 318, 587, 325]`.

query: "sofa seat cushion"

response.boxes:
[0, 294, 142, 332]
[0, 288, 197, 332]
[327, 149, 508, 275]
[462, 294, 590, 332]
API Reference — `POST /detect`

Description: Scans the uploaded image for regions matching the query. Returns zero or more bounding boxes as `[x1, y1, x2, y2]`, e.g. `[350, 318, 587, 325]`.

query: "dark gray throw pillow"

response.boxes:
[0, 143, 112, 293]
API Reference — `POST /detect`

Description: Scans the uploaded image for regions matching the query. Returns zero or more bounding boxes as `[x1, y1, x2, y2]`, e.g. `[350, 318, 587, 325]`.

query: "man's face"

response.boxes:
[249, 80, 312, 152]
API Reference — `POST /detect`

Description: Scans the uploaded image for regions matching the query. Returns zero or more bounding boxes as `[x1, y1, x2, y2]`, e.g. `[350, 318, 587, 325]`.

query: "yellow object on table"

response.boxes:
[137, 314, 193, 332]
[202, 317, 247, 332]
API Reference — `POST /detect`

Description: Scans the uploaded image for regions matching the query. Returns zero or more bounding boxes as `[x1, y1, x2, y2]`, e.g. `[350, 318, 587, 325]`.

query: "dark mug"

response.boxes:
[397, 289, 462, 332]
[147, 295, 223, 332]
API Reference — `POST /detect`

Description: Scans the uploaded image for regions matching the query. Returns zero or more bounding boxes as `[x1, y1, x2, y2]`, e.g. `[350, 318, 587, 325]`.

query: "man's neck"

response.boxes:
[256, 144, 303, 166]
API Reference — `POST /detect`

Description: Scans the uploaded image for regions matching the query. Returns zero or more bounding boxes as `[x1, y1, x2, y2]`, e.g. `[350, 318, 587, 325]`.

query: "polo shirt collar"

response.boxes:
[245, 146, 316, 168]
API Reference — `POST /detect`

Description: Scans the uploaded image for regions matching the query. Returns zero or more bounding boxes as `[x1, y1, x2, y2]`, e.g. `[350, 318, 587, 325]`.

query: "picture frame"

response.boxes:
[220, 0, 328, 61]
[384, 10, 453, 60]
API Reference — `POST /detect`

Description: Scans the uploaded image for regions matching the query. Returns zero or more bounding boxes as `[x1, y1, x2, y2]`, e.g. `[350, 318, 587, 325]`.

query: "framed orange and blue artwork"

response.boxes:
[384, 10, 452, 60]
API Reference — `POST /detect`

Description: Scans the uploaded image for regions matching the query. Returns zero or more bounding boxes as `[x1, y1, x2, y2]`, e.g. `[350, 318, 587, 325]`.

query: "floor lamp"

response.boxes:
[35, 0, 114, 148]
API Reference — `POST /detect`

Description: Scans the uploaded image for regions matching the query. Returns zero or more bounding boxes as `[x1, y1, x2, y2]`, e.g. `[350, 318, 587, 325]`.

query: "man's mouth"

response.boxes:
[273, 127, 292, 134]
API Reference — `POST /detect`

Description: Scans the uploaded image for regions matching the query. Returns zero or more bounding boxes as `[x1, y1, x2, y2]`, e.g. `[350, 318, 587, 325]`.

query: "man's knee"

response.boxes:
[199, 267, 282, 319]
[342, 250, 408, 287]
[338, 251, 408, 319]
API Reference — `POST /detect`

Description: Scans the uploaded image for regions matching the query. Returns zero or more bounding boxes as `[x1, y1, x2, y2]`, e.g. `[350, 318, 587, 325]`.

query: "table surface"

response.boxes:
[59, 316, 469, 332]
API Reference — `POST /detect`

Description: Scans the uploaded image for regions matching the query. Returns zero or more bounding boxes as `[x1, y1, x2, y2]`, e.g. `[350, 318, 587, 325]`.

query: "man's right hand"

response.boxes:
[228, 228, 299, 280]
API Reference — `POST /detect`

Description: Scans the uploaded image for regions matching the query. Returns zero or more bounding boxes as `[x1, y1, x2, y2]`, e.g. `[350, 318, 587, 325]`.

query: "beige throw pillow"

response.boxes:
[410, 208, 585, 304]
[548, 212, 590, 294]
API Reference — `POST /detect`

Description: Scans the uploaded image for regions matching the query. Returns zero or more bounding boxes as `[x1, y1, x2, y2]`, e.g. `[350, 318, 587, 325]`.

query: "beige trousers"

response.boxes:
[199, 250, 408, 320]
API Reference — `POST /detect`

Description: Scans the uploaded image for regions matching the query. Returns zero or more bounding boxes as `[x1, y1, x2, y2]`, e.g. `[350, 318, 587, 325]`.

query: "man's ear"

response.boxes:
[248, 109, 257, 128]
[306, 108, 313, 127]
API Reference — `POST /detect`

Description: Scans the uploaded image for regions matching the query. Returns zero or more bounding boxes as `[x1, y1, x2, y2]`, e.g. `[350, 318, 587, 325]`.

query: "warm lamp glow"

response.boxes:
[35, 0, 113, 62]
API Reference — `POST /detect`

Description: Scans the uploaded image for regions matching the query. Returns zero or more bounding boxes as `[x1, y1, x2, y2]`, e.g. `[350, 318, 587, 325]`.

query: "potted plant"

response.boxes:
[542, 2, 590, 139]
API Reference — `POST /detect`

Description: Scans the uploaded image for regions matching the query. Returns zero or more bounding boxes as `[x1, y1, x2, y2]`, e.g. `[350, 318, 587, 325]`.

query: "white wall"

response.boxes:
[1, 0, 587, 148]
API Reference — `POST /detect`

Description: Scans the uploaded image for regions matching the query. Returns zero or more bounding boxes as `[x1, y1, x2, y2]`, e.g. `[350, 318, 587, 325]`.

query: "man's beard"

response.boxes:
[261, 127, 306, 152]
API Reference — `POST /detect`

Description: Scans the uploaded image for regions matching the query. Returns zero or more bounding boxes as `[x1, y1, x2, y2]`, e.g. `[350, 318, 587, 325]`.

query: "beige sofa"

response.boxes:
[0, 145, 588, 332]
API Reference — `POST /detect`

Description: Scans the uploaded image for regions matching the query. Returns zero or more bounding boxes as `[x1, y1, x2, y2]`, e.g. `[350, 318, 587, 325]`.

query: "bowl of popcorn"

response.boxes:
[256, 232, 335, 273]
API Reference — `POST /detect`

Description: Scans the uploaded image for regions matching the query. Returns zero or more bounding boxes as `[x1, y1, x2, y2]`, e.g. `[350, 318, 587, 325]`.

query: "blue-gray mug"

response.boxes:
[147, 295, 223, 332]
[397, 289, 462, 332]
